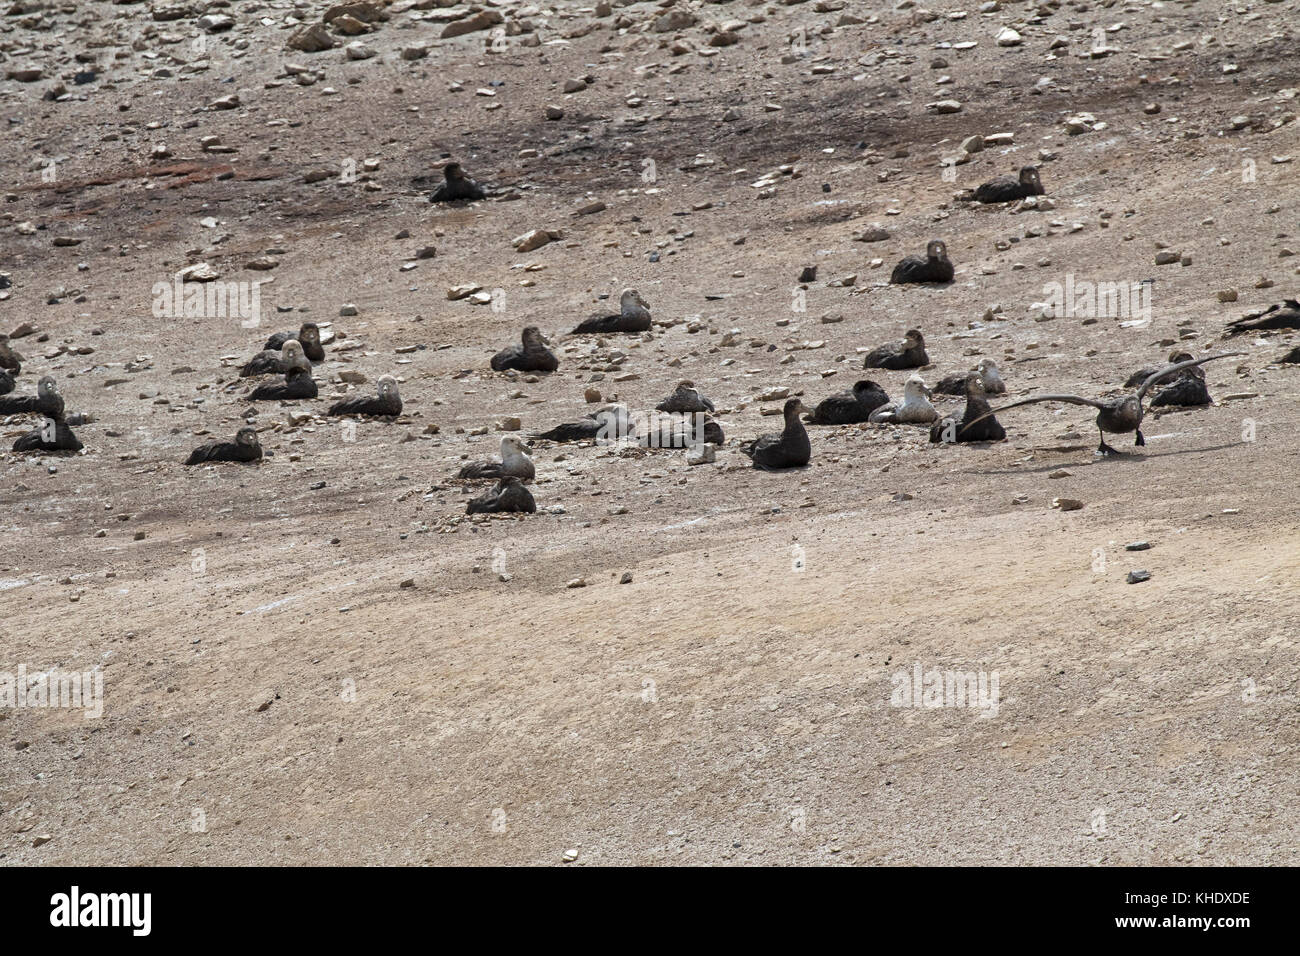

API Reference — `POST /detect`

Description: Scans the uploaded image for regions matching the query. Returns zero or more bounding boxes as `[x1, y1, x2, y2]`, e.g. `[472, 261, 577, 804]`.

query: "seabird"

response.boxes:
[327, 374, 402, 418]
[890, 240, 954, 285]
[0, 333, 21, 374]
[964, 165, 1045, 204]
[739, 398, 810, 469]
[533, 404, 632, 443]
[466, 476, 536, 515]
[655, 380, 715, 414]
[184, 426, 262, 465]
[0, 375, 64, 419]
[936, 358, 1005, 395]
[961, 353, 1245, 454]
[248, 365, 318, 402]
[1223, 299, 1300, 337]
[1123, 351, 1194, 388]
[457, 436, 536, 482]
[240, 338, 309, 378]
[868, 374, 939, 424]
[930, 375, 1005, 443]
[572, 289, 652, 334]
[263, 322, 325, 363]
[807, 380, 890, 425]
[1123, 351, 1212, 407]
[430, 162, 486, 203]
[0, 368, 13, 396]
[490, 326, 558, 373]
[864, 329, 929, 370]
[13, 417, 82, 453]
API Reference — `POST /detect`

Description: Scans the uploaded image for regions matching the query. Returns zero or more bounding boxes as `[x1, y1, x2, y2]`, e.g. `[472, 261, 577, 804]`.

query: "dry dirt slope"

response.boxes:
[1, 0, 1299, 864]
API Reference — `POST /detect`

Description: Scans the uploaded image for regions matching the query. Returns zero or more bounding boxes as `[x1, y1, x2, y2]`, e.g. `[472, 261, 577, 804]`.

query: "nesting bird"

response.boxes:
[185, 427, 262, 465]
[890, 240, 954, 285]
[13, 417, 83, 453]
[572, 289, 652, 334]
[248, 365, 318, 402]
[868, 375, 939, 424]
[806, 380, 890, 425]
[936, 358, 1005, 396]
[1223, 299, 1300, 337]
[739, 399, 811, 469]
[655, 380, 715, 414]
[0, 368, 14, 397]
[263, 322, 325, 363]
[429, 161, 486, 202]
[533, 404, 632, 444]
[490, 326, 558, 373]
[466, 476, 536, 515]
[930, 375, 1006, 444]
[327, 375, 402, 417]
[965, 165, 1045, 204]
[457, 436, 536, 482]
[0, 375, 65, 419]
[863, 329, 929, 370]
[240, 338, 309, 378]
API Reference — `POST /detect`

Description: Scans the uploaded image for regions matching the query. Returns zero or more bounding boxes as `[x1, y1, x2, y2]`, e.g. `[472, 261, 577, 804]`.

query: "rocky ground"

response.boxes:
[2, 0, 1298, 865]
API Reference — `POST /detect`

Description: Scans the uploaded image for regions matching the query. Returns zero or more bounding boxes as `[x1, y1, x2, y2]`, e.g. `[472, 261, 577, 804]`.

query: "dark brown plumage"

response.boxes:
[1223, 299, 1300, 337]
[969, 165, 1045, 204]
[430, 162, 486, 202]
[890, 240, 954, 285]
[185, 427, 262, 465]
[930, 376, 1005, 444]
[13, 417, 82, 453]
[807, 380, 890, 425]
[0, 375, 64, 419]
[490, 326, 558, 373]
[466, 476, 536, 514]
[264, 322, 325, 363]
[740, 399, 810, 469]
[327, 375, 402, 417]
[864, 330, 929, 371]
[248, 366, 318, 401]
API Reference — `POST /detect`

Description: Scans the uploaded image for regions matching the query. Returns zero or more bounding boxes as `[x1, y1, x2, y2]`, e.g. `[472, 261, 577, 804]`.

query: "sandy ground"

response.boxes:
[2, 0, 1299, 865]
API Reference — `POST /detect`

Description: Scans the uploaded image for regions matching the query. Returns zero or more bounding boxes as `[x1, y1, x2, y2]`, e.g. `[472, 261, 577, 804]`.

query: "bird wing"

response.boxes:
[1136, 352, 1245, 401]
[958, 394, 1106, 434]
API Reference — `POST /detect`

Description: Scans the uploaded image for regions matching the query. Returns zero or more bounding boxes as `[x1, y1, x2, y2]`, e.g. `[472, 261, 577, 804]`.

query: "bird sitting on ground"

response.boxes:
[240, 339, 309, 378]
[961, 165, 1045, 204]
[890, 240, 954, 285]
[327, 375, 402, 418]
[185, 427, 262, 465]
[429, 162, 486, 202]
[739, 399, 810, 470]
[457, 436, 536, 482]
[936, 358, 1005, 396]
[490, 326, 558, 373]
[466, 476, 536, 515]
[806, 380, 890, 425]
[863, 329, 929, 371]
[572, 289, 652, 334]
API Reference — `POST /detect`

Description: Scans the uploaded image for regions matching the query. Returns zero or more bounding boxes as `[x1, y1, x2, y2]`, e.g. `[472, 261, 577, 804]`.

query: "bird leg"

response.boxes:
[1097, 428, 1118, 456]
[1134, 429, 1146, 447]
